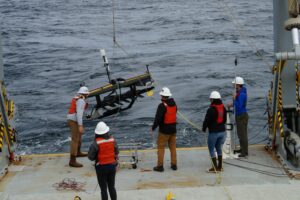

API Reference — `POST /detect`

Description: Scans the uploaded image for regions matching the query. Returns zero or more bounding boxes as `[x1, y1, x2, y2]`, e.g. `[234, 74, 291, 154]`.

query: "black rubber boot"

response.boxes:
[171, 164, 177, 171]
[238, 153, 248, 158]
[153, 166, 164, 172]
[207, 157, 217, 173]
[217, 156, 223, 172]
[234, 149, 242, 154]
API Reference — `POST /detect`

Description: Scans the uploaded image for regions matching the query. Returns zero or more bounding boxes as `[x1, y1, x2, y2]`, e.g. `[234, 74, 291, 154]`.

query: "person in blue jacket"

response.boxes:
[227, 77, 249, 158]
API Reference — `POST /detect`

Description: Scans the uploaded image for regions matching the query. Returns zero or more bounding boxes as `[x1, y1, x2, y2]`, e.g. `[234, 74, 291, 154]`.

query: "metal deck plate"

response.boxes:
[0, 146, 300, 200]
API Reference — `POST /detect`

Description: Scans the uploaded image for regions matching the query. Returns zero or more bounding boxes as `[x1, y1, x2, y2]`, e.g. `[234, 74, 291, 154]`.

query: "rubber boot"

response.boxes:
[207, 157, 217, 173]
[77, 142, 87, 157]
[153, 166, 164, 172]
[217, 156, 223, 172]
[69, 155, 83, 168]
[171, 164, 177, 171]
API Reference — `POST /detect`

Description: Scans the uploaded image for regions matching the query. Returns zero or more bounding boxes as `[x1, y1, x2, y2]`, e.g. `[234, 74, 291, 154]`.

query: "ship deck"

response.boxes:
[1, 145, 300, 200]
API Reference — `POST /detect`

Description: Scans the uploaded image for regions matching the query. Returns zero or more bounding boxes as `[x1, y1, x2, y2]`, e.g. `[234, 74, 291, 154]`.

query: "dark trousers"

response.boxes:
[95, 165, 117, 200]
[236, 113, 249, 155]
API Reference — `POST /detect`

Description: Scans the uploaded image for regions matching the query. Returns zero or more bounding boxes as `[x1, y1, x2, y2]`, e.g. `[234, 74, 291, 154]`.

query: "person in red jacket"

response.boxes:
[88, 121, 119, 200]
[151, 87, 177, 172]
[202, 91, 227, 173]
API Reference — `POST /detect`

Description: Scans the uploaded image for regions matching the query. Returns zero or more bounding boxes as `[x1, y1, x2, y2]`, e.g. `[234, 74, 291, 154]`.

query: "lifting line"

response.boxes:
[218, 0, 273, 70]
[112, 0, 129, 56]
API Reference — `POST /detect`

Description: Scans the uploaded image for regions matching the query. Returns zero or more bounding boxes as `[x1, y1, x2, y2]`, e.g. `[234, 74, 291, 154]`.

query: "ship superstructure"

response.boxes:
[267, 0, 300, 169]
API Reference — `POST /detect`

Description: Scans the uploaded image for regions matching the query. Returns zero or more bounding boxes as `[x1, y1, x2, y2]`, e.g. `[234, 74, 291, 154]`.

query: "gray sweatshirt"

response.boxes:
[67, 97, 86, 125]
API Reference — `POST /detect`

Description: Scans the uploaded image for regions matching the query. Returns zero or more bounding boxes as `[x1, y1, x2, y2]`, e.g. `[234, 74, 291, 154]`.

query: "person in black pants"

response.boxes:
[227, 76, 248, 158]
[88, 121, 119, 200]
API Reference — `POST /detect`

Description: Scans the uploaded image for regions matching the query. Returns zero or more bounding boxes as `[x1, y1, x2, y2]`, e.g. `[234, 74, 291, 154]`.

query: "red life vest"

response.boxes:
[211, 104, 225, 124]
[68, 97, 88, 114]
[163, 102, 177, 124]
[96, 137, 116, 165]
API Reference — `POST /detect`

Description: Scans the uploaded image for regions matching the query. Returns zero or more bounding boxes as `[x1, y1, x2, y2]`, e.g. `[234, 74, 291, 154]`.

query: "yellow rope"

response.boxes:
[177, 111, 202, 132]
[177, 111, 222, 185]
[177, 111, 235, 199]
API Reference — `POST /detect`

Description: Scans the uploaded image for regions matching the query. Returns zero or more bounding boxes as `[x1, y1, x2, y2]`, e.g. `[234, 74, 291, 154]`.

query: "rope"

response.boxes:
[177, 111, 223, 186]
[110, 0, 143, 64]
[109, 0, 153, 91]
[177, 111, 203, 133]
[266, 146, 300, 178]
[100, 0, 154, 120]
[235, 158, 286, 169]
[52, 178, 86, 192]
[223, 161, 287, 177]
[112, 0, 116, 44]
[110, 1, 122, 119]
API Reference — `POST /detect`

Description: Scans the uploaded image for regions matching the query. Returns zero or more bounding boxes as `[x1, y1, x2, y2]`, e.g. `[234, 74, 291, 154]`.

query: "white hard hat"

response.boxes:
[95, 121, 110, 135]
[232, 77, 245, 85]
[159, 87, 172, 97]
[210, 91, 221, 99]
[77, 86, 89, 94]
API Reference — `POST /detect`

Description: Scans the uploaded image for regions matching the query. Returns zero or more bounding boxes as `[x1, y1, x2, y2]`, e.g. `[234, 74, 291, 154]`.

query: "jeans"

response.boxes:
[207, 131, 226, 158]
[95, 164, 117, 200]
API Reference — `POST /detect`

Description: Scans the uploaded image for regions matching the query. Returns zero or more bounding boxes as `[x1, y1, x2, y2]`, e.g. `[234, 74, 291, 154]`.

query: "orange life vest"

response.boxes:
[163, 102, 177, 124]
[96, 137, 116, 165]
[68, 97, 88, 114]
[211, 104, 225, 124]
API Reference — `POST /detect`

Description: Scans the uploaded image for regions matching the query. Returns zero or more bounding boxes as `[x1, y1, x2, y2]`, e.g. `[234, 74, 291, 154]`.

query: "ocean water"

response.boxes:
[0, 0, 273, 154]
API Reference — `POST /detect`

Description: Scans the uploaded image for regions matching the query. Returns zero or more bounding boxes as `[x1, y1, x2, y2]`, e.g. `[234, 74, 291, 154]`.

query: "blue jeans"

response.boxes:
[207, 131, 226, 158]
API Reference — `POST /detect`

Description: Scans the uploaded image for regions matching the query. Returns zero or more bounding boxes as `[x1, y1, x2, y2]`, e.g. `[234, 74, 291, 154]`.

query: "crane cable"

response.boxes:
[178, 111, 234, 200]
[112, 0, 129, 55]
[219, 0, 273, 71]
[109, 0, 152, 118]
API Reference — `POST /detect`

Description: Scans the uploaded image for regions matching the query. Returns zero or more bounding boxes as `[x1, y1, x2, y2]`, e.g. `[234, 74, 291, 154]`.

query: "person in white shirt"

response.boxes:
[67, 86, 89, 167]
